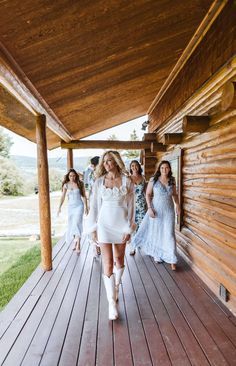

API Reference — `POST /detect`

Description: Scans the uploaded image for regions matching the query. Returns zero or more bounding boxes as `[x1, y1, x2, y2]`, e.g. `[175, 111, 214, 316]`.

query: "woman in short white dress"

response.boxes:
[85, 151, 135, 320]
[58, 169, 88, 254]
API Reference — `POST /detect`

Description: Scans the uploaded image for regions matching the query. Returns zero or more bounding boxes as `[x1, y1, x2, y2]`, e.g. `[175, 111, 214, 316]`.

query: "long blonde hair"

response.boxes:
[95, 150, 129, 178]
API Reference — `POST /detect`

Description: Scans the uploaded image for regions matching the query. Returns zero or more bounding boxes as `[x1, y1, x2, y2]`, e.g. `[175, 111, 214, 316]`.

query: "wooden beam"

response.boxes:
[67, 149, 73, 170]
[163, 133, 184, 145]
[36, 114, 52, 271]
[220, 81, 236, 111]
[61, 139, 166, 151]
[143, 133, 156, 141]
[148, 1, 226, 116]
[149, 1, 235, 131]
[183, 115, 210, 133]
[151, 142, 167, 153]
[0, 42, 72, 141]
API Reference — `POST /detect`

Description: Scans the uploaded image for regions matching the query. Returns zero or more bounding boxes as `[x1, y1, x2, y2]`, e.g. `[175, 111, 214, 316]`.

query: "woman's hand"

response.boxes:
[84, 207, 89, 215]
[122, 233, 131, 243]
[147, 207, 156, 218]
[176, 204, 181, 216]
[92, 231, 98, 243]
[57, 208, 61, 217]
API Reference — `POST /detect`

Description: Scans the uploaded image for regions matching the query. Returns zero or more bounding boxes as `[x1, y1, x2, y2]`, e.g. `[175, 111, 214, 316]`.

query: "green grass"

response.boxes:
[0, 237, 58, 310]
[0, 237, 39, 274]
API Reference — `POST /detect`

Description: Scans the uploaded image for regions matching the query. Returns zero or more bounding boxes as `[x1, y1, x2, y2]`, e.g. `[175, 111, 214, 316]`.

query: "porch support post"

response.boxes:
[36, 114, 52, 271]
[67, 148, 73, 170]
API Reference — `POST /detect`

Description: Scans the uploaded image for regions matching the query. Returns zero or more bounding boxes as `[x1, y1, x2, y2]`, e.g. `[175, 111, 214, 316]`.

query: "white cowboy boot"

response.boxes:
[103, 274, 118, 320]
[114, 266, 125, 302]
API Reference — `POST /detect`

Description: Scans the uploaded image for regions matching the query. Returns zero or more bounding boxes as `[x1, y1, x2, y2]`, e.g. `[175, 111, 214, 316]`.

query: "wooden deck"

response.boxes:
[0, 237, 236, 366]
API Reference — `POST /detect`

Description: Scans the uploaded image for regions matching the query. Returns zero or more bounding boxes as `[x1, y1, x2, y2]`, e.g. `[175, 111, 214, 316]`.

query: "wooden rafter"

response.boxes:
[0, 42, 72, 142]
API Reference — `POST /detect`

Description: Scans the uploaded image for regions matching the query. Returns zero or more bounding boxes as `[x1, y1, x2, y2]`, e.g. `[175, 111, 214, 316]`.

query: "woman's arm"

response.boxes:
[122, 177, 135, 242]
[172, 183, 180, 216]
[57, 185, 67, 215]
[146, 180, 155, 218]
[81, 182, 88, 215]
[84, 178, 100, 237]
[127, 178, 136, 231]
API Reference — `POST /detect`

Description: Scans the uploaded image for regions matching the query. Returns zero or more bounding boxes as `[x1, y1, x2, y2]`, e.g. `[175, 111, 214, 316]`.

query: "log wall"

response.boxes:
[179, 116, 236, 314]
[151, 72, 236, 314]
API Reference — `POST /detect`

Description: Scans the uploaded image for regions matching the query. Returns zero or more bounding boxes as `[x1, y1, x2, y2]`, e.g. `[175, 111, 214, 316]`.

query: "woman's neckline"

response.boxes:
[103, 174, 124, 189]
[132, 175, 144, 185]
[67, 183, 79, 190]
[158, 178, 169, 188]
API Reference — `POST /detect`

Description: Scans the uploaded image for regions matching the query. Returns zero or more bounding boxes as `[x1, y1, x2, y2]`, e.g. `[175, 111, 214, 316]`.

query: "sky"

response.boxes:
[5, 115, 148, 158]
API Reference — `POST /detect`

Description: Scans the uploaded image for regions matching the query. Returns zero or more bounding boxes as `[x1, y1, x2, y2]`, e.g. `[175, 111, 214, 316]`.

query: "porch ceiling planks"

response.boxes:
[0, 0, 212, 148]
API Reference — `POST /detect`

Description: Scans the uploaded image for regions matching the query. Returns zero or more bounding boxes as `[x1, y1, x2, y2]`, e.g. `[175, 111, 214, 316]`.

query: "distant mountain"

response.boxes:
[10, 155, 91, 173]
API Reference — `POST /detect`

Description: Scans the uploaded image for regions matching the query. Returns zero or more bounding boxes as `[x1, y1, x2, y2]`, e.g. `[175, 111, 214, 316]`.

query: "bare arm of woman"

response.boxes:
[57, 185, 67, 216]
[122, 177, 135, 243]
[146, 180, 156, 218]
[81, 181, 88, 215]
[84, 179, 100, 242]
[172, 183, 180, 216]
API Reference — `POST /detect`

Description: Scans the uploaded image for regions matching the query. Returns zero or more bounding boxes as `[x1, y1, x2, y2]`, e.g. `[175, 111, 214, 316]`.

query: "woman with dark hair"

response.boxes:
[132, 160, 180, 270]
[58, 169, 88, 254]
[85, 150, 135, 320]
[129, 160, 147, 255]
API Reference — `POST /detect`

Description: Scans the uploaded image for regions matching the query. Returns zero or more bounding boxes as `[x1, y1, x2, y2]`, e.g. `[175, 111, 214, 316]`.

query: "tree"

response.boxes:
[49, 168, 64, 192]
[0, 128, 13, 158]
[107, 134, 118, 141]
[123, 129, 140, 160]
[0, 157, 24, 196]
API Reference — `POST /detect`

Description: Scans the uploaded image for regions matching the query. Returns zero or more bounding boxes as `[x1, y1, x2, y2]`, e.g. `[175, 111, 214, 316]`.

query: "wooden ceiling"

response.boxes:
[0, 0, 213, 149]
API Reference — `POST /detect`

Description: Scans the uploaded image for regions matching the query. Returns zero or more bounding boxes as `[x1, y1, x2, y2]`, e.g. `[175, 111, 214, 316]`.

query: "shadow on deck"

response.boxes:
[0, 237, 236, 366]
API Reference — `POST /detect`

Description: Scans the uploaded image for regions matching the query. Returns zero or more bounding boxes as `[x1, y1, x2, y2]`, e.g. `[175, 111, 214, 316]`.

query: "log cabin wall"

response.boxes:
[147, 1, 236, 314]
[150, 71, 236, 314]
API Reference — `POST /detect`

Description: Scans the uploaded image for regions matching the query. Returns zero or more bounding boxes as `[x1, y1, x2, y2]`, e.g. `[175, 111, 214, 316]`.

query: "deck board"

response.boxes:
[0, 238, 236, 366]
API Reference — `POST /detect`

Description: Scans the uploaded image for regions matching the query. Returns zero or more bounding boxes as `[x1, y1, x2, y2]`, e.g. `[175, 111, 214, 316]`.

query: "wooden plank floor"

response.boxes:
[0, 237, 236, 366]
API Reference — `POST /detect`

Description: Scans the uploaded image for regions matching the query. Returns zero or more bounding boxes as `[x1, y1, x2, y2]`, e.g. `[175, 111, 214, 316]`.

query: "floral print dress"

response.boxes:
[134, 179, 147, 231]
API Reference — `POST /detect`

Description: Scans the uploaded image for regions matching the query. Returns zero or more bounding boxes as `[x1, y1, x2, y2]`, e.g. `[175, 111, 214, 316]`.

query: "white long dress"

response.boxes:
[132, 178, 177, 264]
[85, 175, 135, 244]
[64, 183, 84, 244]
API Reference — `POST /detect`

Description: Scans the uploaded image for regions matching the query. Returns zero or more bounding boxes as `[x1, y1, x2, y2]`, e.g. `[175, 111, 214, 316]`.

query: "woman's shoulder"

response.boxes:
[93, 176, 104, 186]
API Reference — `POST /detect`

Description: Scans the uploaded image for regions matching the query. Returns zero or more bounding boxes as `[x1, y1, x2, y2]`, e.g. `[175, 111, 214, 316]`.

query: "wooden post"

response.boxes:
[183, 115, 210, 133]
[36, 114, 52, 271]
[67, 149, 73, 170]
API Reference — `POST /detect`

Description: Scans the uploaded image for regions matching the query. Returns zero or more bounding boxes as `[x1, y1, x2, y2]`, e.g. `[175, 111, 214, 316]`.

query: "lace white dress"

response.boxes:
[64, 183, 84, 244]
[132, 178, 177, 264]
[85, 175, 135, 244]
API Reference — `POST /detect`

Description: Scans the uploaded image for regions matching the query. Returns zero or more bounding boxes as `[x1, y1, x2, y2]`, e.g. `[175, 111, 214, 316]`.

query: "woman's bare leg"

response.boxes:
[100, 243, 113, 276]
[113, 243, 126, 269]
[100, 243, 118, 319]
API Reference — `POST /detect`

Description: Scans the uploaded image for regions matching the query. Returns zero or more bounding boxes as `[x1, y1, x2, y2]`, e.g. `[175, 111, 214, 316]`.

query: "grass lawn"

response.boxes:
[0, 237, 40, 275]
[0, 237, 59, 311]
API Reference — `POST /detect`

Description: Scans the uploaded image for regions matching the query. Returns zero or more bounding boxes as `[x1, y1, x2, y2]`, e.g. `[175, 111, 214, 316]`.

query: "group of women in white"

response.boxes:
[58, 150, 180, 320]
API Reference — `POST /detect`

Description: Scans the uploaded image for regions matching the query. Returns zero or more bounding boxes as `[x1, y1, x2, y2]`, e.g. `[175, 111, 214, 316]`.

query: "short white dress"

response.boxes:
[64, 183, 84, 244]
[85, 175, 135, 244]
